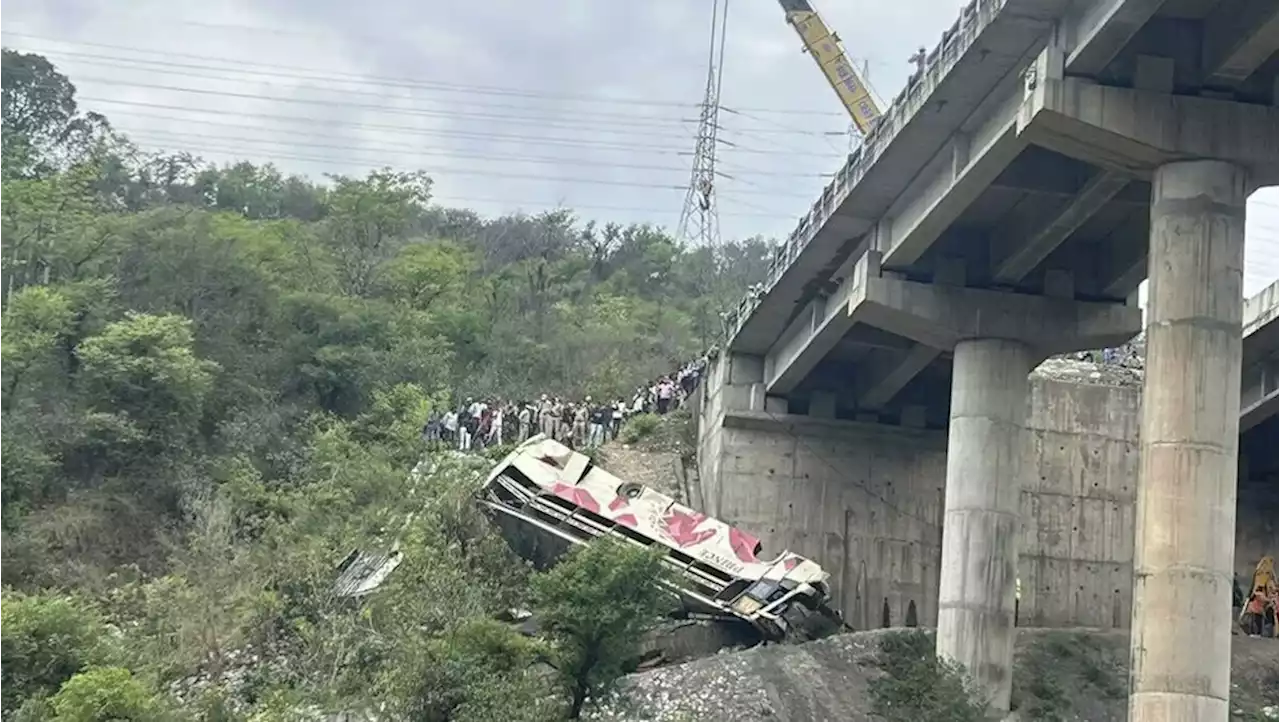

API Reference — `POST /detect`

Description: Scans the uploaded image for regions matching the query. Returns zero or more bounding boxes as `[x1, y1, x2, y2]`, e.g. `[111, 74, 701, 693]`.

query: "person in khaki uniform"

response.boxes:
[572, 398, 590, 449]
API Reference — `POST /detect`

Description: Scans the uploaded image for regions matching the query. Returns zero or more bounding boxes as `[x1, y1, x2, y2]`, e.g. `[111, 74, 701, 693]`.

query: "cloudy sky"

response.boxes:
[3, 0, 1276, 296]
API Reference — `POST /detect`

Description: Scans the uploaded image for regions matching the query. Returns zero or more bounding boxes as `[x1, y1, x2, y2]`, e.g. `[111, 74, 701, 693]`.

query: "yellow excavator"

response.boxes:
[1251, 555, 1276, 595]
[1239, 555, 1277, 636]
[776, 0, 882, 136]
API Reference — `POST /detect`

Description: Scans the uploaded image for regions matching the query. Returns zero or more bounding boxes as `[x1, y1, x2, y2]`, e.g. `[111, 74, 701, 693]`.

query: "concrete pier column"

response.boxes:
[936, 337, 1031, 714]
[1130, 160, 1247, 722]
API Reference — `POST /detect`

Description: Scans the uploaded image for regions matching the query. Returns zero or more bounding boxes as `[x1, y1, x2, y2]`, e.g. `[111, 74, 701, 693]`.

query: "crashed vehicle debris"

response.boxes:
[477, 435, 843, 643]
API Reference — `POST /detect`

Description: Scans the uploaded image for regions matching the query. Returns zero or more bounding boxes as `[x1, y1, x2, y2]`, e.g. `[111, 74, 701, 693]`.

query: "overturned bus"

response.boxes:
[477, 435, 842, 642]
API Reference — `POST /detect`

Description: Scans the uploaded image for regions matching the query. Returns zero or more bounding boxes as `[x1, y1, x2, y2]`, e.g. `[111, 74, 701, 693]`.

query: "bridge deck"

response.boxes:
[724, 0, 1277, 426]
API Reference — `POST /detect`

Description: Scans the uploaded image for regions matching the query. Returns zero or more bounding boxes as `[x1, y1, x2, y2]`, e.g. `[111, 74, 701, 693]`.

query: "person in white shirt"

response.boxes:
[443, 410, 458, 447]
[489, 405, 503, 446]
[611, 400, 625, 439]
[655, 378, 675, 414]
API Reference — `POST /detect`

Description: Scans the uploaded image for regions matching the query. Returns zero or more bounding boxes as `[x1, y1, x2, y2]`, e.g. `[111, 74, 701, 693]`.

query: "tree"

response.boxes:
[0, 50, 787, 722]
[1, 285, 76, 407]
[2, 49, 79, 178]
[382, 239, 475, 311]
[48, 666, 162, 722]
[1, 592, 110, 715]
[386, 619, 558, 722]
[322, 168, 432, 297]
[44, 310, 222, 508]
[76, 312, 220, 445]
[530, 542, 674, 718]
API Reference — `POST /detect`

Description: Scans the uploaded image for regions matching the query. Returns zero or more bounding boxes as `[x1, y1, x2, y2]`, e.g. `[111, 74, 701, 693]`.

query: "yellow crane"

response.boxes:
[776, 0, 881, 136]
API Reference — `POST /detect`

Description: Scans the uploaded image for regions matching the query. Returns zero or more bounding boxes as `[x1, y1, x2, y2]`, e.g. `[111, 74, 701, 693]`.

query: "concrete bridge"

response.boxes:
[698, 0, 1276, 717]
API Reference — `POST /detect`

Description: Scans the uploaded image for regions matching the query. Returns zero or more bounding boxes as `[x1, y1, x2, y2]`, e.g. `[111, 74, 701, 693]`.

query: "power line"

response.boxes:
[18, 54, 846, 142]
[423, 194, 791, 220]
[722, 107, 849, 155]
[33, 73, 714, 142]
[1, 31, 851, 117]
[124, 129, 698, 175]
[15, 45, 856, 139]
[81, 98, 693, 155]
[27, 60, 701, 136]
[76, 98, 843, 160]
[121, 126, 825, 192]
[36, 70, 843, 152]
[119, 135, 814, 201]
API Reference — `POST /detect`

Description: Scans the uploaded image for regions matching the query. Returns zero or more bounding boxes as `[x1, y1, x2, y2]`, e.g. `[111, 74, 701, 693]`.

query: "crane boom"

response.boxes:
[777, 0, 881, 136]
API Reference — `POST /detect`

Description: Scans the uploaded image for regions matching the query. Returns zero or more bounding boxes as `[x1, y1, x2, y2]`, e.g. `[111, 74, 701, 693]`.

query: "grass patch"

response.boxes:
[867, 631, 989, 722]
[1226, 635, 1280, 718]
[480, 442, 517, 462]
[1011, 631, 1125, 721]
[618, 414, 661, 444]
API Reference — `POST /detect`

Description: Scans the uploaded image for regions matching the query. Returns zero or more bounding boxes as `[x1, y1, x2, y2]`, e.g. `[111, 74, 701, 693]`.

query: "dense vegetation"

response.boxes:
[0, 48, 767, 720]
[866, 631, 988, 722]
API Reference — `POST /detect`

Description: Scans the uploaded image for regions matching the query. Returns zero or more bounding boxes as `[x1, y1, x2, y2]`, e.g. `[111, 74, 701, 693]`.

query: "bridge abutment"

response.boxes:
[693, 349, 948, 631]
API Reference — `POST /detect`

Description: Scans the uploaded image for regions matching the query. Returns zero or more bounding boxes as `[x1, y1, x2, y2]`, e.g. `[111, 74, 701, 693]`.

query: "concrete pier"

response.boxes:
[1129, 161, 1247, 722]
[936, 338, 1032, 713]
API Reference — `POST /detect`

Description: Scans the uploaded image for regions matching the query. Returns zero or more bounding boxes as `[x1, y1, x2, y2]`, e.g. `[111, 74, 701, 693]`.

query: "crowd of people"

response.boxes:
[1062, 335, 1145, 368]
[421, 356, 709, 453]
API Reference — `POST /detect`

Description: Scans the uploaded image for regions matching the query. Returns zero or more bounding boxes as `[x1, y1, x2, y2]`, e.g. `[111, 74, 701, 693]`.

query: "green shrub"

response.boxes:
[867, 631, 989, 722]
[532, 541, 674, 718]
[482, 442, 517, 461]
[384, 618, 555, 722]
[1, 592, 110, 715]
[1011, 631, 1125, 721]
[619, 414, 660, 444]
[48, 666, 162, 722]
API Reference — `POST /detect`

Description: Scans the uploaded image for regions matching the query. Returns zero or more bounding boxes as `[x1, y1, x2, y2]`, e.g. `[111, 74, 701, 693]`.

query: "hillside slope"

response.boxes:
[589, 628, 1278, 722]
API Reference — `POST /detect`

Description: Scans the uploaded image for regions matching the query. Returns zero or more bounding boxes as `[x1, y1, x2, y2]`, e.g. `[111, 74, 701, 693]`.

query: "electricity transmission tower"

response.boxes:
[677, 0, 730, 248]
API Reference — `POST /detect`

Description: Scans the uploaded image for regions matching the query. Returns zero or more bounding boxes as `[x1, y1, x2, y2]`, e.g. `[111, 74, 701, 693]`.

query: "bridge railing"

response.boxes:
[722, 0, 1006, 344]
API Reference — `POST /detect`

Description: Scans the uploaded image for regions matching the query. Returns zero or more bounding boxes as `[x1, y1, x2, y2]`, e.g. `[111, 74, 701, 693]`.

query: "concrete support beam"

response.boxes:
[936, 338, 1032, 715]
[858, 343, 941, 410]
[1201, 0, 1279, 88]
[1242, 280, 1279, 337]
[1100, 255, 1149, 300]
[1019, 60, 1280, 187]
[1089, 211, 1151, 299]
[884, 120, 1026, 268]
[721, 353, 768, 414]
[1064, 0, 1167, 76]
[991, 169, 1131, 283]
[846, 252, 1143, 356]
[1239, 361, 1280, 435]
[1129, 160, 1246, 722]
[762, 249, 1142, 405]
[764, 252, 880, 394]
